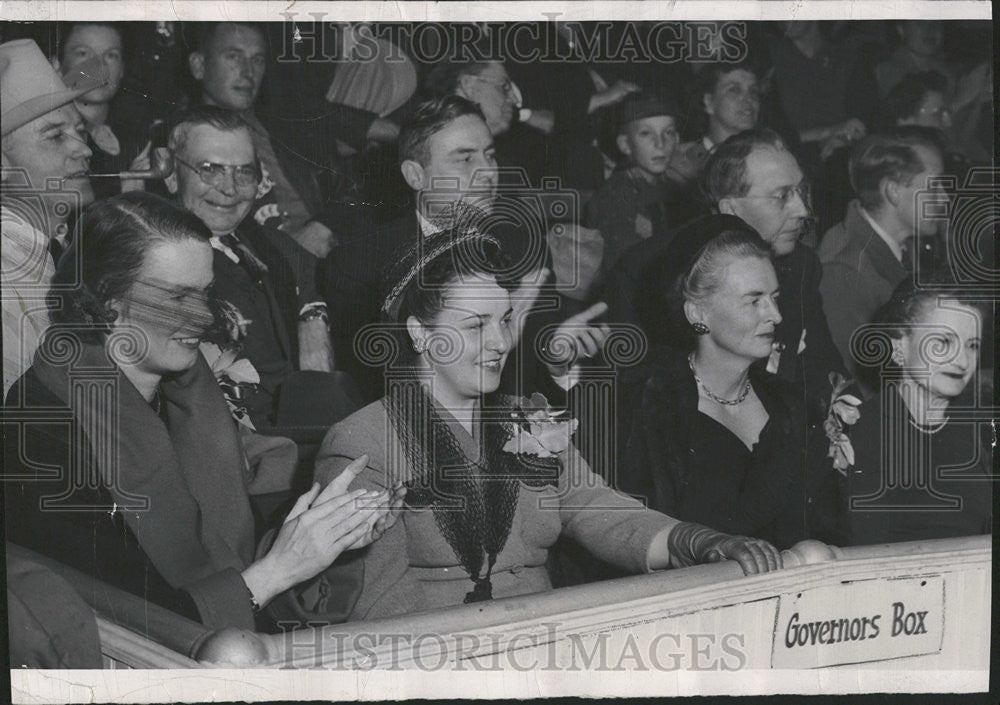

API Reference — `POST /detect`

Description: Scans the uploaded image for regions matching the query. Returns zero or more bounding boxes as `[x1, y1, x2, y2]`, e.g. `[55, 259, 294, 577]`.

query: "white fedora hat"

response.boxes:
[0, 39, 105, 136]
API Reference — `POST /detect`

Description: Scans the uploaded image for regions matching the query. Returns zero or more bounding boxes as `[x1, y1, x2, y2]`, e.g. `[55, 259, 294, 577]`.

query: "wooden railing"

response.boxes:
[6, 543, 208, 667]
[195, 535, 991, 670]
[9, 535, 991, 671]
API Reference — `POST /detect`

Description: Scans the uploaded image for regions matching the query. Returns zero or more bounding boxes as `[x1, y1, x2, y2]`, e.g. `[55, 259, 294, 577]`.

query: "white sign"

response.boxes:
[772, 576, 944, 669]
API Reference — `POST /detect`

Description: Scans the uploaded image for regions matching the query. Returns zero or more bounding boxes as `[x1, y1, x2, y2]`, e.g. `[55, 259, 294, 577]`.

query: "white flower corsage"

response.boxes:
[824, 372, 862, 474]
[200, 341, 261, 430]
[502, 392, 579, 458]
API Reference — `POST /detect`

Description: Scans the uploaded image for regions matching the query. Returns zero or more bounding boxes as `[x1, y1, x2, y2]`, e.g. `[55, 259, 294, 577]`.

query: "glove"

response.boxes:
[667, 521, 782, 575]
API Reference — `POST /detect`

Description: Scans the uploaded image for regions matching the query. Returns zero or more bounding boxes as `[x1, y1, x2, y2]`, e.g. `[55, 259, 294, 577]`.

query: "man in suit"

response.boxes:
[166, 106, 349, 436]
[819, 128, 946, 381]
[188, 22, 399, 260]
[322, 94, 608, 402]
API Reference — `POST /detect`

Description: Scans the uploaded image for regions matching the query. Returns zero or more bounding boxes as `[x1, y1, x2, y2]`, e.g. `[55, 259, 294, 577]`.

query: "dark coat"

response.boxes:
[843, 387, 992, 545]
[616, 347, 810, 549]
[320, 212, 420, 397]
[3, 353, 257, 631]
[210, 221, 301, 426]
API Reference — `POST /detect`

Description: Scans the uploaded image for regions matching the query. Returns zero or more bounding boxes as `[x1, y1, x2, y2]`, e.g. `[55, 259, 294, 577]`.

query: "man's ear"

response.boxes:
[718, 198, 738, 216]
[615, 134, 633, 159]
[702, 93, 715, 117]
[189, 51, 206, 82]
[882, 177, 900, 209]
[164, 155, 179, 195]
[51, 55, 62, 73]
[400, 159, 425, 192]
[455, 73, 475, 100]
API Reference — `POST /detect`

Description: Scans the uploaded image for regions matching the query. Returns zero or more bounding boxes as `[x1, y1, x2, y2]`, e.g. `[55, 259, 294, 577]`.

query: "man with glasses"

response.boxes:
[702, 128, 847, 413]
[166, 106, 350, 436]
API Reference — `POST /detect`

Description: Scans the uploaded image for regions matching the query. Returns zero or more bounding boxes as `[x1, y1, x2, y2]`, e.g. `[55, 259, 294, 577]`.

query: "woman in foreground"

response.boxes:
[314, 227, 782, 622]
[618, 214, 809, 549]
[3, 192, 389, 630]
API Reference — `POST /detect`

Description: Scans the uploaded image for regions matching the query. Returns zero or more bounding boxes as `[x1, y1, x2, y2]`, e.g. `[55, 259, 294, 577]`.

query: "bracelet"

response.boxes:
[299, 304, 330, 325]
[243, 580, 262, 613]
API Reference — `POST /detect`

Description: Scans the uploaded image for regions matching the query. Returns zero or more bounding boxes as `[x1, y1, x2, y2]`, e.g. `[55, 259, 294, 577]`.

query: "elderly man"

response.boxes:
[322, 94, 607, 402]
[165, 106, 352, 436]
[188, 22, 398, 260]
[1, 39, 97, 394]
[819, 128, 947, 380]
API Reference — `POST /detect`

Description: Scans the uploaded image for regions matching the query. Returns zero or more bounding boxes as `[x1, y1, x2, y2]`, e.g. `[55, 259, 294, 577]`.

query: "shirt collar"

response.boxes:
[209, 234, 241, 264]
[416, 210, 444, 237]
[858, 206, 904, 262]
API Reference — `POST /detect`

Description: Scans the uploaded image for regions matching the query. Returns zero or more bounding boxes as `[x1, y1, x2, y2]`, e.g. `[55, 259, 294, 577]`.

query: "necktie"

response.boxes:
[220, 233, 269, 282]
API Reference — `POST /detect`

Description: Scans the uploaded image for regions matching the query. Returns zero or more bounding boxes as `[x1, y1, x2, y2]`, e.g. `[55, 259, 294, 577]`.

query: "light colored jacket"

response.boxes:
[2, 203, 54, 396]
[315, 398, 677, 621]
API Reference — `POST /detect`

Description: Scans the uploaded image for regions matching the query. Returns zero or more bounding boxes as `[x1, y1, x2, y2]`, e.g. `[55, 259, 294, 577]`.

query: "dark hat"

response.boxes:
[636, 214, 763, 346]
[617, 91, 681, 133]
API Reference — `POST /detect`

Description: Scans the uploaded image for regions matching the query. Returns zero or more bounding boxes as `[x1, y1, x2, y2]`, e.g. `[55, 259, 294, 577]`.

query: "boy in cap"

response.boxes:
[2, 38, 100, 393]
[585, 92, 685, 278]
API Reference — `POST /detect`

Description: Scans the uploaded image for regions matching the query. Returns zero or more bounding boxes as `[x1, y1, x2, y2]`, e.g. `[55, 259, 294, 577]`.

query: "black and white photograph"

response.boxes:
[0, 1, 995, 701]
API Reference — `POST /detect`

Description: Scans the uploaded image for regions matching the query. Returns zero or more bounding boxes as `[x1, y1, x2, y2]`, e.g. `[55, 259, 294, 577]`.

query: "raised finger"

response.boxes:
[321, 454, 370, 499]
[569, 301, 609, 325]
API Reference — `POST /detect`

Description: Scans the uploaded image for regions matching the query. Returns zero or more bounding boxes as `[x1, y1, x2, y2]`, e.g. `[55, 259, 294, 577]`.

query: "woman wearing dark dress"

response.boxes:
[618, 214, 808, 549]
[3, 192, 392, 631]
[844, 280, 991, 544]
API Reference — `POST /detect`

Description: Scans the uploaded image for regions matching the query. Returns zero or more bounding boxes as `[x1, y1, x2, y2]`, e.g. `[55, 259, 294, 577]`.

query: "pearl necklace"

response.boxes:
[908, 416, 948, 435]
[688, 354, 752, 406]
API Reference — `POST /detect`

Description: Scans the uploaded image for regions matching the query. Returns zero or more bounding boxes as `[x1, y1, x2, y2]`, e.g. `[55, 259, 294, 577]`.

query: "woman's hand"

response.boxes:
[345, 482, 406, 550]
[242, 455, 387, 606]
[698, 534, 782, 575]
[663, 521, 783, 576]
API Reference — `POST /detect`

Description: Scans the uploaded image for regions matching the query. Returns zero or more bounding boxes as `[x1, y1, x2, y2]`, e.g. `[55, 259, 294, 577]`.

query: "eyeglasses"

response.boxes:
[736, 181, 811, 210]
[174, 156, 260, 189]
[469, 74, 515, 95]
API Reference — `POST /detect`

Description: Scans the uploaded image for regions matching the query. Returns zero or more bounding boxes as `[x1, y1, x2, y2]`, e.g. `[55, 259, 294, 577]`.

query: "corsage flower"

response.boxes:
[200, 341, 261, 430]
[502, 392, 579, 458]
[824, 372, 863, 474]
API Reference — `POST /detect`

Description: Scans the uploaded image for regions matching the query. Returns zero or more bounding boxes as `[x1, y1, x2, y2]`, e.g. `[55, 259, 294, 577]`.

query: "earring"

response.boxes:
[413, 338, 426, 354]
[691, 322, 710, 335]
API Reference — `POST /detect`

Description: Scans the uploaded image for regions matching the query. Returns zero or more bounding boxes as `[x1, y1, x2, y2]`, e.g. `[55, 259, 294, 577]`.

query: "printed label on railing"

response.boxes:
[771, 576, 944, 669]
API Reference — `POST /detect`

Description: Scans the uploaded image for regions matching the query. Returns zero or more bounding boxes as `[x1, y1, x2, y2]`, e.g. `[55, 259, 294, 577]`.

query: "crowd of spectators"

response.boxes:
[1, 19, 993, 665]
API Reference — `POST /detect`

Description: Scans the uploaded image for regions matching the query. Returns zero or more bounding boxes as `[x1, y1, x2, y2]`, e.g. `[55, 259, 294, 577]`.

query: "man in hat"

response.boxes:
[2, 38, 98, 394]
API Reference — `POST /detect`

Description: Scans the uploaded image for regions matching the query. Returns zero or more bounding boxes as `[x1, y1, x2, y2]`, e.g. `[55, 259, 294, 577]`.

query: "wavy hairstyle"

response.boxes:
[50, 191, 213, 343]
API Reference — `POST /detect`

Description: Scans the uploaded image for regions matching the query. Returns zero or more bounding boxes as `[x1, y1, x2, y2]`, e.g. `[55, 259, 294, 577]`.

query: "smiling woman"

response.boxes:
[296, 226, 783, 625]
[844, 279, 991, 545]
[3, 192, 392, 635]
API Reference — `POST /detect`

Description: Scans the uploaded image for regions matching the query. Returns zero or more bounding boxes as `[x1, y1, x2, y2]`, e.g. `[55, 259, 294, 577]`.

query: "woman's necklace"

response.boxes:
[688, 353, 752, 406]
[908, 415, 948, 435]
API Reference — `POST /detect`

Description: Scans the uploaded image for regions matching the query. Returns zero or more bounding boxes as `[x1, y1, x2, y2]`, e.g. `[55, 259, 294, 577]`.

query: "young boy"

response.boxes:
[585, 93, 685, 279]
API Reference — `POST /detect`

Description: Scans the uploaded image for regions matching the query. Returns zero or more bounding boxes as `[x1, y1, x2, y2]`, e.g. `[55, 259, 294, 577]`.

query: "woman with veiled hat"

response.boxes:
[618, 214, 809, 550]
[313, 226, 783, 622]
